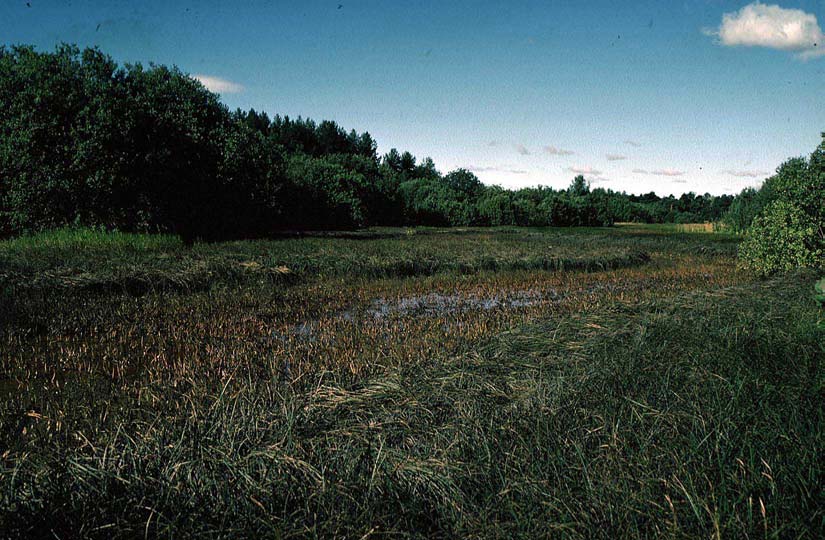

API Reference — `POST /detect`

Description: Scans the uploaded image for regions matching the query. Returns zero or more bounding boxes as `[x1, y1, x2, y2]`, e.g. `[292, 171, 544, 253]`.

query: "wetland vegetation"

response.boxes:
[1, 225, 822, 538]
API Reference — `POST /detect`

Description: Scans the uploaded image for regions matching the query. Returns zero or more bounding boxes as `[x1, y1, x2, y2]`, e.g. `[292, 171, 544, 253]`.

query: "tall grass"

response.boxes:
[1, 227, 181, 253]
[1, 226, 820, 538]
[1, 273, 821, 538]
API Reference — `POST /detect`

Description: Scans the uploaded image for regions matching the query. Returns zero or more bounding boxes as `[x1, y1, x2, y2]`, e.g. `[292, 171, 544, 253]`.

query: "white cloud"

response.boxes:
[192, 74, 245, 94]
[567, 166, 603, 176]
[721, 169, 770, 178]
[544, 145, 575, 156]
[706, 2, 824, 59]
[605, 154, 627, 161]
[633, 168, 685, 176]
[515, 144, 531, 155]
[624, 140, 642, 147]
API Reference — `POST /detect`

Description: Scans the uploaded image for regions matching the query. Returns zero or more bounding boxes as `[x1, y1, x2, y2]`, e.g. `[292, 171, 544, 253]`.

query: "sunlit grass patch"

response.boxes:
[0, 227, 181, 253]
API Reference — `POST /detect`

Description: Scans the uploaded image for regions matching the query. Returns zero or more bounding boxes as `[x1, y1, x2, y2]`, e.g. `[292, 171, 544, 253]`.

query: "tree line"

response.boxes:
[1, 44, 736, 241]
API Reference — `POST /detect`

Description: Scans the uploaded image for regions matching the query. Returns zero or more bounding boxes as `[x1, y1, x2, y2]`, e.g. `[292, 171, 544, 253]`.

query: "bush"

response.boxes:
[739, 201, 823, 276]
[282, 154, 366, 229]
[723, 187, 762, 233]
[0, 44, 237, 240]
[737, 135, 825, 276]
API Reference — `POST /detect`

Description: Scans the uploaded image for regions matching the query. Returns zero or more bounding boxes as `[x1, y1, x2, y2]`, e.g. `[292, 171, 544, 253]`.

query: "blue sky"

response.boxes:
[2, 0, 824, 195]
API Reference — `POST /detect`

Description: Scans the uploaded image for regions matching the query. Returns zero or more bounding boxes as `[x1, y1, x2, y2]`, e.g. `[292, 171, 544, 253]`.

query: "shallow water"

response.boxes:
[357, 289, 556, 319]
[274, 288, 562, 343]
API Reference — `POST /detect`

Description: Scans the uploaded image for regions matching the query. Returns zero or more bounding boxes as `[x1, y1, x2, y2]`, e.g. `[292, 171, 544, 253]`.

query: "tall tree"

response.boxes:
[569, 175, 590, 197]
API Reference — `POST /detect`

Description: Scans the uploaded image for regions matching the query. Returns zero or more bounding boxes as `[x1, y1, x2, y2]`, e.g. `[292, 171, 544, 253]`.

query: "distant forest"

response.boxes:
[0, 44, 743, 240]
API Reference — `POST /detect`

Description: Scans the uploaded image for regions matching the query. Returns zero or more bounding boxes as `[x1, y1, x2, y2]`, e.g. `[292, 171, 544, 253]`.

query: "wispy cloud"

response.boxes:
[633, 168, 685, 177]
[515, 144, 531, 155]
[567, 166, 603, 176]
[605, 154, 627, 161]
[468, 165, 528, 174]
[704, 2, 824, 60]
[192, 74, 245, 94]
[543, 145, 575, 156]
[652, 169, 685, 176]
[721, 169, 770, 178]
[624, 140, 642, 147]
[488, 140, 500, 147]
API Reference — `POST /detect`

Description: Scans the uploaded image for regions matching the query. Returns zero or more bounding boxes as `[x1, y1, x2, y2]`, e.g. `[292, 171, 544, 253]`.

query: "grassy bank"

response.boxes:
[1, 227, 821, 538]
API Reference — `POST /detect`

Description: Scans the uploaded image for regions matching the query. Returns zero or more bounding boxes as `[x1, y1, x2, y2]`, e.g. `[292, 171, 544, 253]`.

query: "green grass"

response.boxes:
[1, 226, 822, 538]
[0, 227, 182, 253]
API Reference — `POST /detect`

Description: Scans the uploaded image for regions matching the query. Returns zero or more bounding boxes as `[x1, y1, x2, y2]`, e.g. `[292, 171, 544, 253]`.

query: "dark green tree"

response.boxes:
[569, 175, 590, 196]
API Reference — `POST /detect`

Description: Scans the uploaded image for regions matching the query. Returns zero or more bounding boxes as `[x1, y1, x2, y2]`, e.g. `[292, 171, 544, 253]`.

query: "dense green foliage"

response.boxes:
[727, 135, 825, 275]
[1, 45, 733, 240]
